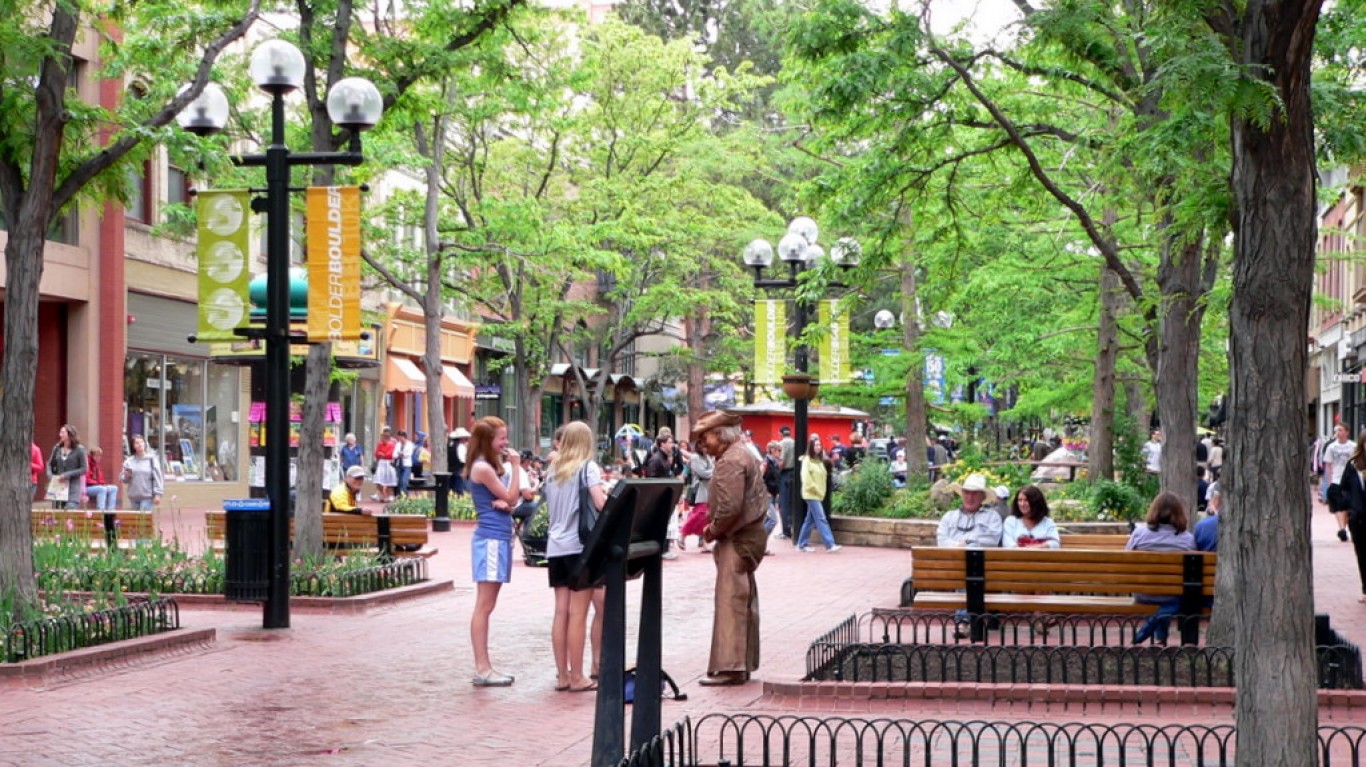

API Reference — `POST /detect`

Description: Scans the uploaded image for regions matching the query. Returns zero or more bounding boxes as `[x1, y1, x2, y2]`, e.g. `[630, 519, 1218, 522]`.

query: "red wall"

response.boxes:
[737, 411, 863, 449]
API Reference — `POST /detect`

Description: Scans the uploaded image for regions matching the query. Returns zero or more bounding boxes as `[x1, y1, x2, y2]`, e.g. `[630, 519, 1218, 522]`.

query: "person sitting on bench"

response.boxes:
[328, 465, 372, 515]
[937, 473, 1003, 548]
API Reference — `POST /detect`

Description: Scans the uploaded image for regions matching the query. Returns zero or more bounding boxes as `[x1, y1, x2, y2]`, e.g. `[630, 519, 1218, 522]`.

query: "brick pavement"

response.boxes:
[0, 494, 1361, 766]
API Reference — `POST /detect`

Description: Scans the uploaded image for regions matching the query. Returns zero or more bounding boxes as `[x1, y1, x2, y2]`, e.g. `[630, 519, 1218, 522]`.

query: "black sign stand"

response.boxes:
[572, 478, 682, 767]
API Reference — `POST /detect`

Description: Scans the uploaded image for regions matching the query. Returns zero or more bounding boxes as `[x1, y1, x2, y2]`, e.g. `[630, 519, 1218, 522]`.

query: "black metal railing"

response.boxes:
[618, 716, 693, 767]
[3, 597, 180, 663]
[807, 612, 1363, 689]
[37, 559, 426, 599]
[668, 715, 1366, 766]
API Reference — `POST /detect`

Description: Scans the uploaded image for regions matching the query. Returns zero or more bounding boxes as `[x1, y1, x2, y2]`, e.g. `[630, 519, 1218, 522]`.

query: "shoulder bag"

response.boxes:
[577, 463, 600, 544]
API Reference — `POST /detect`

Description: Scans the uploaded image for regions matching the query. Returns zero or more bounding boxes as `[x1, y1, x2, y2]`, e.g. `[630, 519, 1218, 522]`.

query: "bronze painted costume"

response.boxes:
[705, 438, 769, 676]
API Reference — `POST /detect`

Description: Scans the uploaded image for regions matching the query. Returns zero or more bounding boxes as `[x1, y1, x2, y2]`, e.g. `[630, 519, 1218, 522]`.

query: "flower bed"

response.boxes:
[2, 596, 180, 663]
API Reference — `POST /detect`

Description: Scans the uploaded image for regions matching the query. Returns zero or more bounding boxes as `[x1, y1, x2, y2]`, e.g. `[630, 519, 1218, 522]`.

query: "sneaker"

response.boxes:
[827, 545, 843, 553]
[797, 546, 815, 553]
[472, 670, 515, 687]
[774, 533, 790, 540]
[1339, 529, 1350, 542]
[661, 551, 679, 560]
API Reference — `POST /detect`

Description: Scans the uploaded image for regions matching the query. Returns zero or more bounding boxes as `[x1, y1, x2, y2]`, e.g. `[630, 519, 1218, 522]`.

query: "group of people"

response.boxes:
[936, 471, 1224, 644]
[30, 425, 165, 511]
[336, 427, 437, 503]
[466, 410, 770, 690]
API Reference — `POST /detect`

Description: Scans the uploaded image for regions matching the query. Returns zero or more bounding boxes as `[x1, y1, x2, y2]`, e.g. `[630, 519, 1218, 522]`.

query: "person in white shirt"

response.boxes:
[936, 473, 1003, 547]
[1141, 430, 1163, 474]
[1323, 423, 1357, 541]
[395, 430, 416, 498]
[1001, 485, 1060, 548]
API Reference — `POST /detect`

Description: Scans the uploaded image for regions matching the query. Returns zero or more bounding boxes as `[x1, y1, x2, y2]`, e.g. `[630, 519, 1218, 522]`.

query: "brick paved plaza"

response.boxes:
[0, 500, 1362, 767]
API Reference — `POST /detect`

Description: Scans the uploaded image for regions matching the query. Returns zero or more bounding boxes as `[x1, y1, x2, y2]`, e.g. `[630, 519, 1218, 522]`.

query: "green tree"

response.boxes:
[0, 0, 258, 617]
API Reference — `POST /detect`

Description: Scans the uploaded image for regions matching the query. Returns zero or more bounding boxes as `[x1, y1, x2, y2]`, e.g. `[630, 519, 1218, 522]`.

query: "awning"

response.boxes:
[386, 357, 427, 393]
[442, 366, 476, 399]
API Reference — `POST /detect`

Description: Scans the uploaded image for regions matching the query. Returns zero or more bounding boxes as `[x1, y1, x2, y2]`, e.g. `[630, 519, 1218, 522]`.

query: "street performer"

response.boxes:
[692, 410, 769, 686]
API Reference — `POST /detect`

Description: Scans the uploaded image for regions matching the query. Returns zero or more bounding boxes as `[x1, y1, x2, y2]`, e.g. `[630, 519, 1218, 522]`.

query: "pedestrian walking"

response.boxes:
[796, 435, 840, 552]
[121, 434, 163, 510]
[48, 424, 88, 510]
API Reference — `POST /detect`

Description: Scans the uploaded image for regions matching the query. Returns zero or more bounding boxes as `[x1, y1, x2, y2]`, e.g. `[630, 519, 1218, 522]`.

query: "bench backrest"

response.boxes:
[206, 510, 427, 554]
[911, 546, 1216, 599]
[31, 510, 157, 545]
[1056, 533, 1131, 549]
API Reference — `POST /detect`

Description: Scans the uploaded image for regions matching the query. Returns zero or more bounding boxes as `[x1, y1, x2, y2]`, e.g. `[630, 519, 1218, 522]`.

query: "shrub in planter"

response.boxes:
[1089, 480, 1145, 522]
[834, 459, 895, 515]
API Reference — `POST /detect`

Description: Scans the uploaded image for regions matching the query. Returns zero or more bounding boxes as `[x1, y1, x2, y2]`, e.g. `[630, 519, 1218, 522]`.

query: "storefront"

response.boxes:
[125, 293, 243, 481]
[382, 303, 478, 440]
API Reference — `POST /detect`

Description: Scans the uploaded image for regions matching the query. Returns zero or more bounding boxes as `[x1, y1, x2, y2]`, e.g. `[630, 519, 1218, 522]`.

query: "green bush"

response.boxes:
[1089, 480, 1145, 521]
[385, 493, 477, 520]
[833, 459, 895, 515]
[875, 488, 940, 519]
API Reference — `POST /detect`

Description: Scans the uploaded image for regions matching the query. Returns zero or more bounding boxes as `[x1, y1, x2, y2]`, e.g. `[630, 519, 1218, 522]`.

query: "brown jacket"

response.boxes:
[708, 439, 769, 568]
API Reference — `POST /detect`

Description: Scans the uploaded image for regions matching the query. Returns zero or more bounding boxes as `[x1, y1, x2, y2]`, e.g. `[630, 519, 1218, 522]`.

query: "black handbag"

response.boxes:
[577, 464, 600, 544]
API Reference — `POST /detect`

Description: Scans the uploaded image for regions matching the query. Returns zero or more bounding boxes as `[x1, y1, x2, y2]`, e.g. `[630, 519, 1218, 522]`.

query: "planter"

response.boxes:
[828, 516, 1132, 550]
[782, 374, 820, 400]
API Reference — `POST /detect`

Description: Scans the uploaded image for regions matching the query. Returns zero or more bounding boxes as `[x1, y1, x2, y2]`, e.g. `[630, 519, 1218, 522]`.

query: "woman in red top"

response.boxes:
[30, 442, 44, 499]
[85, 446, 120, 510]
[372, 427, 398, 501]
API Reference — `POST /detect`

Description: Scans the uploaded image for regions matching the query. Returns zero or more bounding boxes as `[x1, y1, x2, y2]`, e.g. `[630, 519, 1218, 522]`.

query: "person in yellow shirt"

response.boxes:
[329, 465, 371, 514]
[797, 436, 841, 552]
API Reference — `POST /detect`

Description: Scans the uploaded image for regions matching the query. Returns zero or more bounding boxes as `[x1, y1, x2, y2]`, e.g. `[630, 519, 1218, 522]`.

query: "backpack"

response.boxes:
[623, 666, 687, 704]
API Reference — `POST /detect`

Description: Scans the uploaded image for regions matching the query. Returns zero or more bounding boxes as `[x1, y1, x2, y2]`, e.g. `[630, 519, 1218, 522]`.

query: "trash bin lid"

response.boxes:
[223, 499, 271, 512]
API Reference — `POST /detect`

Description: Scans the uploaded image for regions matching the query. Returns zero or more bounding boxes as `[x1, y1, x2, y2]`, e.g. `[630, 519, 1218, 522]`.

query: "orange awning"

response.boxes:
[442, 366, 475, 399]
[385, 357, 426, 393]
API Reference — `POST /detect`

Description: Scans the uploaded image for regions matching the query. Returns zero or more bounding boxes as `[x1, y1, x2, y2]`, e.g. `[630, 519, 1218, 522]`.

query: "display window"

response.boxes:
[124, 352, 240, 481]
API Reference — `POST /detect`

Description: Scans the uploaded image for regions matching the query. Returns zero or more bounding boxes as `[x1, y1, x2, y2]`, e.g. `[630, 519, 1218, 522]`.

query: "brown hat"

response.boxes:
[690, 410, 743, 440]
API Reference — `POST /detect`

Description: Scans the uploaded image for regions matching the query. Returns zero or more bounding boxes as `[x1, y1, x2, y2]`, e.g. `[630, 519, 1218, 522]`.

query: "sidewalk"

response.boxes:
[0, 498, 1360, 767]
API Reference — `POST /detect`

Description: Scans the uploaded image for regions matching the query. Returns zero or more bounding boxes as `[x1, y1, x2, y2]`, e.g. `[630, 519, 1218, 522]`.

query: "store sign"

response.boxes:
[195, 190, 252, 341]
[305, 186, 362, 343]
[475, 384, 501, 400]
[210, 322, 379, 361]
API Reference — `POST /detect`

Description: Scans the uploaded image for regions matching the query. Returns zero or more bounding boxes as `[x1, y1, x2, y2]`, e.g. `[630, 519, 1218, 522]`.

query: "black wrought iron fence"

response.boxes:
[37, 558, 427, 599]
[3, 597, 180, 663]
[618, 717, 694, 767]
[628, 715, 1366, 767]
[807, 612, 1363, 689]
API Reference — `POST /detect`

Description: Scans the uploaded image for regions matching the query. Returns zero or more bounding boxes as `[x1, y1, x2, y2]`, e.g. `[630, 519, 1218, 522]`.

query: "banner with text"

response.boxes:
[818, 299, 851, 384]
[195, 190, 252, 342]
[306, 186, 362, 342]
[753, 300, 786, 385]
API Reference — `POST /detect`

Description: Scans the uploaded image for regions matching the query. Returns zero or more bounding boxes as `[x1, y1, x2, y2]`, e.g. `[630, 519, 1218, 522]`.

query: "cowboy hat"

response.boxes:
[958, 473, 988, 494]
[690, 410, 743, 440]
[449, 427, 471, 440]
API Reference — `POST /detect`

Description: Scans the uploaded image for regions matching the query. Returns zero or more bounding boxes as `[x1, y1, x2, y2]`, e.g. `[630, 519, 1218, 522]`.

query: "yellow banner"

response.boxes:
[306, 186, 362, 342]
[196, 190, 252, 342]
[819, 300, 850, 384]
[753, 300, 786, 385]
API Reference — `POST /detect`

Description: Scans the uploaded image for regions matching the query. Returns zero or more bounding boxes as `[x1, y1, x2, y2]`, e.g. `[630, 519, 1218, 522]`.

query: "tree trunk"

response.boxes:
[1089, 263, 1120, 482]
[1222, 2, 1322, 762]
[296, 345, 329, 557]
[422, 125, 449, 476]
[0, 227, 49, 617]
[899, 252, 928, 477]
[1154, 236, 1206, 510]
[686, 315, 706, 426]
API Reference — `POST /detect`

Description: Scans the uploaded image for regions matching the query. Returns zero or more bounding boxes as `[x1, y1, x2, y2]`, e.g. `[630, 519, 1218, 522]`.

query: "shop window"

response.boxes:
[124, 352, 238, 482]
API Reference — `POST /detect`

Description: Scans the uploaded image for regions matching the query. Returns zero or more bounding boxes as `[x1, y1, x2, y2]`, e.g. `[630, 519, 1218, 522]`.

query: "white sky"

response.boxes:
[926, 0, 1022, 40]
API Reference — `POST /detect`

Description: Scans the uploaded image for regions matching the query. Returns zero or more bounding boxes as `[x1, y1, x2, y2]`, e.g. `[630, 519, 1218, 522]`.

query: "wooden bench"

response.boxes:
[205, 511, 435, 559]
[31, 509, 158, 549]
[1057, 533, 1130, 549]
[908, 546, 1216, 643]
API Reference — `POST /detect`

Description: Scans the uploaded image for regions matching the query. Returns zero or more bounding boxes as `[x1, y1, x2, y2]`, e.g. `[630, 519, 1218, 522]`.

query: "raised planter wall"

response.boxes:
[829, 516, 1131, 550]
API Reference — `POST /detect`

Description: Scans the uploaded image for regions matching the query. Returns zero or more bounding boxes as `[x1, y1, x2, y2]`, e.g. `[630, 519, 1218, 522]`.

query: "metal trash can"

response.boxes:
[223, 499, 271, 602]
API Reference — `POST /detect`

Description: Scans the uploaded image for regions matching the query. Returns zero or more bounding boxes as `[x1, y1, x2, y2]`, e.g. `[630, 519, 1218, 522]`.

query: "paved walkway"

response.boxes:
[0, 498, 1361, 766]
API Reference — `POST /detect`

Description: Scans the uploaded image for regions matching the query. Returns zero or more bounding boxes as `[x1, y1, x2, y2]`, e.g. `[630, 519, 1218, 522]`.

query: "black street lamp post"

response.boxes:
[178, 39, 383, 629]
[743, 218, 859, 541]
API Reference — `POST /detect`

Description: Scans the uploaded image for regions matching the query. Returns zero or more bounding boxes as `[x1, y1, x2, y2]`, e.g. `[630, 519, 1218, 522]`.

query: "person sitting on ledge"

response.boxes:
[328, 465, 371, 515]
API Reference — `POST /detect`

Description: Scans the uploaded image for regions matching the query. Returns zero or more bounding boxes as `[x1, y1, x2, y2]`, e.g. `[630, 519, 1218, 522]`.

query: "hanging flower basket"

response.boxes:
[782, 374, 820, 401]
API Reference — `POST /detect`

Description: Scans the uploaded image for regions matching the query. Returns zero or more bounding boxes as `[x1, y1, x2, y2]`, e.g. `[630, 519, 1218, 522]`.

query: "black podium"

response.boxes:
[572, 478, 683, 767]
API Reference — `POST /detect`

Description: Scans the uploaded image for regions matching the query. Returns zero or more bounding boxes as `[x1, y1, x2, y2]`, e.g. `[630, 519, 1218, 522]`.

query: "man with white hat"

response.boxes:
[936, 473, 1003, 547]
[328, 465, 372, 515]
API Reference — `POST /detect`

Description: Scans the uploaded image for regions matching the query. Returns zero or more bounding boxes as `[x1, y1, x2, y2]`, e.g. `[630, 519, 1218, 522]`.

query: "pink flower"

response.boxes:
[65, 519, 75, 531]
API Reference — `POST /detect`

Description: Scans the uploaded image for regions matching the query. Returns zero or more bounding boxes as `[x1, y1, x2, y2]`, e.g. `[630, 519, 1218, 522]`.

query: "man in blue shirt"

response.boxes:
[1194, 480, 1220, 552]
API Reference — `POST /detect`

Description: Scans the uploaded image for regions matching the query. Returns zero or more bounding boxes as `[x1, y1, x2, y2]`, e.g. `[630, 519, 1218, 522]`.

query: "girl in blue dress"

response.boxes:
[466, 416, 523, 686]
